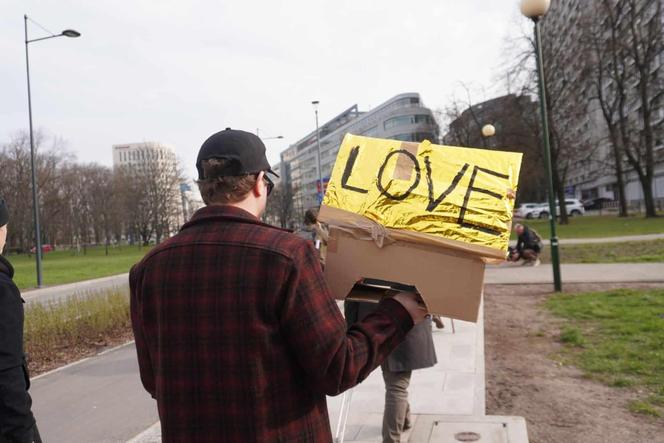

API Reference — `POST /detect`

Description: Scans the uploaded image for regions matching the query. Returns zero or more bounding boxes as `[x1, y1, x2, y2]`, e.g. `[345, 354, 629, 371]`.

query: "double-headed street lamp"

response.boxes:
[255, 128, 284, 141]
[520, 0, 562, 291]
[24, 14, 81, 287]
[311, 101, 323, 204]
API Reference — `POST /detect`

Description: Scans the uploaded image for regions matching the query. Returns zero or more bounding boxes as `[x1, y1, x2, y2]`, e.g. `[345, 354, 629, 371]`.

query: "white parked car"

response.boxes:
[514, 203, 544, 219]
[537, 198, 585, 218]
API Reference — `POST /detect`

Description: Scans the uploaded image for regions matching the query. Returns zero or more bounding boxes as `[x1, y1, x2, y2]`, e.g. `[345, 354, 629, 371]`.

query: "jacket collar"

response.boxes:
[181, 204, 291, 233]
[0, 254, 14, 279]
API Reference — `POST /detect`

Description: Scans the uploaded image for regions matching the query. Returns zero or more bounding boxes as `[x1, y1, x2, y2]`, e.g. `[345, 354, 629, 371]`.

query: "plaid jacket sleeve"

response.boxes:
[280, 241, 413, 396]
[129, 264, 155, 398]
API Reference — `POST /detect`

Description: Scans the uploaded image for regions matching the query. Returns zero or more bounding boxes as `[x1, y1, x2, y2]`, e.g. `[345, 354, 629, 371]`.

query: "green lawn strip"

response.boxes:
[545, 288, 664, 417]
[8, 245, 150, 290]
[539, 238, 664, 264]
[513, 214, 664, 240]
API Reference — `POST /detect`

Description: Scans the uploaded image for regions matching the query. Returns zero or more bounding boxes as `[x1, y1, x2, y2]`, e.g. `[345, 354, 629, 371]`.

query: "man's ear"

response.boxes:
[253, 171, 266, 197]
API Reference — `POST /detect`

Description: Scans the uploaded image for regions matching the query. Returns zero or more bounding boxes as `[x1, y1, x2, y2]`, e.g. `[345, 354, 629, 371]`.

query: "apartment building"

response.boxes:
[540, 0, 664, 206]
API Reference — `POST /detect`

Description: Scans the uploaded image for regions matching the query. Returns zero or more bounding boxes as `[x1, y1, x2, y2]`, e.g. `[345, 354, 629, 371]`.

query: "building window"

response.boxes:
[395, 97, 420, 107]
[383, 114, 433, 130]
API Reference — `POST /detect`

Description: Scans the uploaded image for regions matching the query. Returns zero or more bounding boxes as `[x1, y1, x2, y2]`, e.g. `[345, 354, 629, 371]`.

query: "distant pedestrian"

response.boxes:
[0, 199, 42, 443]
[345, 300, 437, 443]
[508, 223, 542, 266]
[129, 128, 428, 442]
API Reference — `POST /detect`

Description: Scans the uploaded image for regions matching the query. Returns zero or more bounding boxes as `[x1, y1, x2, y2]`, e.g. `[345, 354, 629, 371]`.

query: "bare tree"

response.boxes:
[503, 16, 601, 224]
[583, 0, 633, 216]
[623, 0, 664, 217]
[142, 153, 185, 243]
[264, 183, 297, 228]
[0, 131, 71, 251]
[113, 144, 184, 245]
[86, 165, 116, 254]
[582, 0, 664, 217]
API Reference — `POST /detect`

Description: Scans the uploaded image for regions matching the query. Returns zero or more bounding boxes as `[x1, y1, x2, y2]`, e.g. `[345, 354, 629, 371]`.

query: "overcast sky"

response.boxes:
[1, 0, 526, 179]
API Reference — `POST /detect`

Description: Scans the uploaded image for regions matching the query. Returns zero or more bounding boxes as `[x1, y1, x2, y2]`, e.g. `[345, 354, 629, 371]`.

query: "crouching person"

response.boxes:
[509, 223, 543, 266]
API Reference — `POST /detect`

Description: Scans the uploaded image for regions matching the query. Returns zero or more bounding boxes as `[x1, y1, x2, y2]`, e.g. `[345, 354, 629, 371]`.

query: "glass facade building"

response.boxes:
[280, 93, 439, 221]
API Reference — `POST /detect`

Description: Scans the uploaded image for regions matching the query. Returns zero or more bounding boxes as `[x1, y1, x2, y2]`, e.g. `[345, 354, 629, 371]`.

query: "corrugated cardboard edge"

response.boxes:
[325, 227, 485, 322]
[318, 205, 506, 262]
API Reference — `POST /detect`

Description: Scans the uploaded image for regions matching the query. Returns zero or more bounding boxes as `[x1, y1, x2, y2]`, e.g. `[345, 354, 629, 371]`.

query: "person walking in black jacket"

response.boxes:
[0, 199, 41, 443]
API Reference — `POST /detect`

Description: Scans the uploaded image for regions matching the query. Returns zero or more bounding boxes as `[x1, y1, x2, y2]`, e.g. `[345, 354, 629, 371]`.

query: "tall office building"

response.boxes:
[112, 141, 178, 170]
[280, 93, 439, 219]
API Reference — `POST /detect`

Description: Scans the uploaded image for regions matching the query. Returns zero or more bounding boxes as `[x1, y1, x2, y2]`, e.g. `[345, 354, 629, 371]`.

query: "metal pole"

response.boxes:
[24, 15, 44, 288]
[533, 18, 562, 291]
[314, 108, 323, 204]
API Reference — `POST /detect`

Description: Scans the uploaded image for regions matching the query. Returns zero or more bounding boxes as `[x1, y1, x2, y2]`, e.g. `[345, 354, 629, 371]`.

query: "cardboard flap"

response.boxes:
[325, 227, 484, 322]
[319, 205, 505, 261]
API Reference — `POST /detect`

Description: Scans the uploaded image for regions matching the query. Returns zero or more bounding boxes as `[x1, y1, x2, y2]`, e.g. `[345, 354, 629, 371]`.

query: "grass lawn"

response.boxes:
[8, 245, 150, 290]
[539, 238, 664, 264]
[546, 288, 664, 417]
[514, 214, 664, 239]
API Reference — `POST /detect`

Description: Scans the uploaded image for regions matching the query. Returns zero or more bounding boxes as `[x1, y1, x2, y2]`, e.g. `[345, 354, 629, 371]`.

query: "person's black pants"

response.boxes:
[0, 365, 41, 443]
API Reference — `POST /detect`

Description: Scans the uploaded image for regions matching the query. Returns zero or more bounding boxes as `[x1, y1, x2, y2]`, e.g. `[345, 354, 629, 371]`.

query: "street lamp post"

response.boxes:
[24, 14, 80, 287]
[520, 0, 562, 291]
[311, 101, 323, 204]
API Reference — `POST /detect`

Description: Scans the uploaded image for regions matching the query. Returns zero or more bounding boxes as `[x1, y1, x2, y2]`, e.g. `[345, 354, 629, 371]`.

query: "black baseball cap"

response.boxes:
[0, 199, 8, 227]
[196, 128, 279, 180]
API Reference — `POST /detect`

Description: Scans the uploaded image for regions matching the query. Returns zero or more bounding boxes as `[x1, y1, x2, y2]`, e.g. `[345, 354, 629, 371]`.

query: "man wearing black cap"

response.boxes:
[0, 199, 42, 443]
[130, 129, 427, 442]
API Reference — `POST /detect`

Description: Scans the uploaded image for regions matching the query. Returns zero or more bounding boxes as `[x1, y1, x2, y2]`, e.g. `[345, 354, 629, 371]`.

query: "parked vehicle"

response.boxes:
[538, 199, 585, 218]
[30, 244, 54, 254]
[582, 197, 614, 211]
[514, 202, 543, 219]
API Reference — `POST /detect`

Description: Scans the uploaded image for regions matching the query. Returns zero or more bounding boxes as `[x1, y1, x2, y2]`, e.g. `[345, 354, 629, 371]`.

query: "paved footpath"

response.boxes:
[31, 342, 158, 443]
[23, 273, 129, 306]
[509, 232, 664, 246]
[485, 263, 664, 285]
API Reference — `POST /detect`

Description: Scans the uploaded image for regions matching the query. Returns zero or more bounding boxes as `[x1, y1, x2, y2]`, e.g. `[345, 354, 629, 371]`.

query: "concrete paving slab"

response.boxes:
[408, 415, 529, 443]
[31, 342, 158, 443]
[327, 302, 486, 441]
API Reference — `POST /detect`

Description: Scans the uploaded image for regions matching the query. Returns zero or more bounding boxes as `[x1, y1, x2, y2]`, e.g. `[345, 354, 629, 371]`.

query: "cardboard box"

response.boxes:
[322, 219, 485, 322]
[319, 134, 522, 322]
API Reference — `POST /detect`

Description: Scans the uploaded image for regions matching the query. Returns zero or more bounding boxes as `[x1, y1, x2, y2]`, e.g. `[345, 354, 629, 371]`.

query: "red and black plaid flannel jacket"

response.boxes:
[130, 205, 414, 442]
